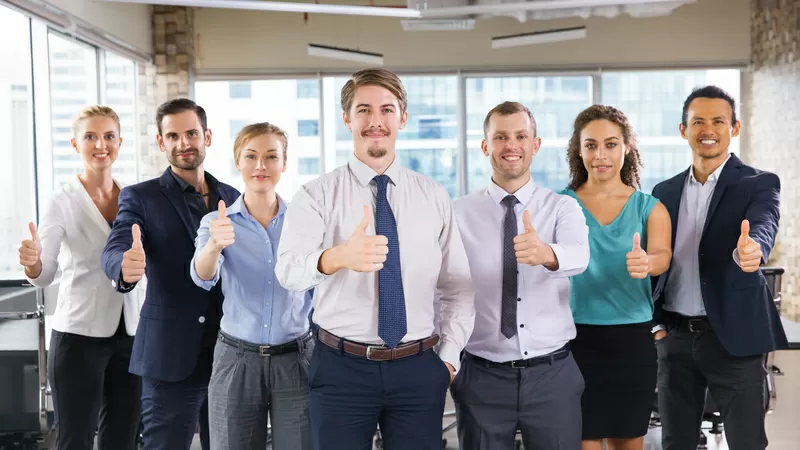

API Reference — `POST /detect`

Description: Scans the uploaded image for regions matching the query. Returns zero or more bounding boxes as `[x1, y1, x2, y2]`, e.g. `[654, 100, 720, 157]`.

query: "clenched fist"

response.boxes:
[209, 201, 235, 251]
[121, 224, 146, 284]
[737, 219, 762, 272]
[627, 232, 649, 279]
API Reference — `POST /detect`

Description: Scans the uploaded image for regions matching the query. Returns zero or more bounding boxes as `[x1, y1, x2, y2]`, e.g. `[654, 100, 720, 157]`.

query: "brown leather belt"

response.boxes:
[317, 328, 439, 361]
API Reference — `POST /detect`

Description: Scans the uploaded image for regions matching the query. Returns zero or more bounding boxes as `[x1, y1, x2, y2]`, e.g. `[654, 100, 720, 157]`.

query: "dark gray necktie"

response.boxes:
[501, 195, 519, 339]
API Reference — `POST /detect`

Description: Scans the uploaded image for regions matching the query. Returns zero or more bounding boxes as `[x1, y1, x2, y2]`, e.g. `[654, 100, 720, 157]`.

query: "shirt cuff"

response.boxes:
[307, 249, 332, 285]
[190, 253, 223, 291]
[545, 243, 570, 273]
[651, 324, 665, 334]
[437, 339, 462, 374]
[114, 272, 136, 293]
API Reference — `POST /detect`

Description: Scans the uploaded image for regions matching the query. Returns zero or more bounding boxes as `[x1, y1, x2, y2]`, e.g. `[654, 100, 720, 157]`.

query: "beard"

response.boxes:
[367, 146, 388, 158]
[168, 147, 205, 170]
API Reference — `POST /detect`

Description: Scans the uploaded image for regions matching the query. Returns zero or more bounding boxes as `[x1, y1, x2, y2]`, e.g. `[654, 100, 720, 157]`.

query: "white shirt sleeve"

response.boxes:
[545, 196, 590, 278]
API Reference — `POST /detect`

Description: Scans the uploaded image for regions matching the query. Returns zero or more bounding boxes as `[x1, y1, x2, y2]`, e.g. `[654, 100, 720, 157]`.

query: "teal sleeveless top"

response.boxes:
[559, 189, 659, 325]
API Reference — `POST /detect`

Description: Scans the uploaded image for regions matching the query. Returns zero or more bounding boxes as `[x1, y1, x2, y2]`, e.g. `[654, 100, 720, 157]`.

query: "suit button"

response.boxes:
[198, 316, 206, 323]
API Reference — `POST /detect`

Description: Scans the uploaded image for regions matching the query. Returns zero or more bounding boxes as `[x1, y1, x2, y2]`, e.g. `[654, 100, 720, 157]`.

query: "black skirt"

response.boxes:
[571, 321, 658, 440]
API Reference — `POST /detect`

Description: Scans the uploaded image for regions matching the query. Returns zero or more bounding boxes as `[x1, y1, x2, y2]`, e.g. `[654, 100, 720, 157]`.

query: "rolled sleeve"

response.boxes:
[545, 197, 590, 277]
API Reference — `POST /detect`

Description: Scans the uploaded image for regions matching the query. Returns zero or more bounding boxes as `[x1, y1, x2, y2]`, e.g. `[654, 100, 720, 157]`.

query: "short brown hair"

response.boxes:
[232, 122, 289, 161]
[566, 105, 642, 190]
[72, 105, 121, 137]
[340, 68, 407, 114]
[483, 101, 537, 138]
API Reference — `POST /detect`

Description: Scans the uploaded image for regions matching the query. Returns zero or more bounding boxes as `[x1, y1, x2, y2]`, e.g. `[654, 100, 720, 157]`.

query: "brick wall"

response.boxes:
[747, 0, 800, 320]
[137, 6, 196, 180]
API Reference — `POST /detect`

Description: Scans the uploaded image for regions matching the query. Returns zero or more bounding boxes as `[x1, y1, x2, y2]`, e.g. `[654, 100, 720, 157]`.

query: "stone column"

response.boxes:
[748, 0, 799, 320]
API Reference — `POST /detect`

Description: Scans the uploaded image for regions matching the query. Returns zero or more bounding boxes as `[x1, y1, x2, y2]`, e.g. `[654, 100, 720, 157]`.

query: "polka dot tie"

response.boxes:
[501, 195, 519, 339]
[374, 175, 407, 349]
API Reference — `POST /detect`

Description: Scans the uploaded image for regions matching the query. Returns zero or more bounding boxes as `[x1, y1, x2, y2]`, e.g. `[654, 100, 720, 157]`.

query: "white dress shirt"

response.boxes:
[454, 178, 589, 362]
[26, 176, 145, 337]
[275, 157, 475, 371]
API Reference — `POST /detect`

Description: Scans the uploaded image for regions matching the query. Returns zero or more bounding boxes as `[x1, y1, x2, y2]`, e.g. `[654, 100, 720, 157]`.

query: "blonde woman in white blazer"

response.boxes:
[18, 106, 145, 450]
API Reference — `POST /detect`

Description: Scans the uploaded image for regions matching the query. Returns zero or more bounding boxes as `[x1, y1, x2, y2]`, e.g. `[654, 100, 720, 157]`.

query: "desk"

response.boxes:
[781, 317, 800, 349]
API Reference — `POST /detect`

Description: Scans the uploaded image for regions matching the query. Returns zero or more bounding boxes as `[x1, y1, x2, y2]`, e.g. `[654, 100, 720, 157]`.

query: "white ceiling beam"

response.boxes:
[99, 0, 423, 18]
[418, 0, 695, 19]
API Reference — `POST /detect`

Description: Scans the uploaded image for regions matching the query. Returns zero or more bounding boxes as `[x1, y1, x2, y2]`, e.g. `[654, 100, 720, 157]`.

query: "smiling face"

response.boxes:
[579, 119, 628, 184]
[156, 110, 212, 170]
[680, 97, 740, 163]
[236, 132, 286, 195]
[482, 111, 541, 183]
[343, 84, 407, 161]
[71, 116, 121, 173]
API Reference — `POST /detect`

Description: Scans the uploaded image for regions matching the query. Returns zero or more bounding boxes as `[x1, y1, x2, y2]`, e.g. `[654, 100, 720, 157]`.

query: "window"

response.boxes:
[329, 75, 459, 198]
[195, 79, 323, 200]
[228, 81, 252, 99]
[601, 69, 741, 193]
[102, 51, 138, 185]
[296, 79, 319, 99]
[298, 157, 320, 175]
[48, 32, 98, 189]
[0, 5, 35, 280]
[465, 76, 593, 193]
[297, 119, 319, 137]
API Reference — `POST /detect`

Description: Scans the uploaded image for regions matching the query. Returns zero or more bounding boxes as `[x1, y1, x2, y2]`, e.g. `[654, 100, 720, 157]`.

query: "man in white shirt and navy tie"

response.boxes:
[452, 101, 590, 450]
[275, 68, 475, 450]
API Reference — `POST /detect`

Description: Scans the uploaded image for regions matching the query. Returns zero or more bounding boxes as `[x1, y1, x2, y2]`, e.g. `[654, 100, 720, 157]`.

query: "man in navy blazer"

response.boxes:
[650, 85, 787, 450]
[102, 98, 239, 450]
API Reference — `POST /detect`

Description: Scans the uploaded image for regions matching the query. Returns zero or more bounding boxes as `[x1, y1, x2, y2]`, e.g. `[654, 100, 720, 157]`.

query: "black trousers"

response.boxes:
[47, 316, 142, 450]
[656, 324, 768, 450]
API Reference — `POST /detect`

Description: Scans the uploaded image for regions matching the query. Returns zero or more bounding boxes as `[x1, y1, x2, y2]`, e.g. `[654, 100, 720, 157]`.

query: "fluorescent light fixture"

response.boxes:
[492, 26, 587, 49]
[419, 0, 694, 19]
[307, 44, 384, 66]
[100, 0, 422, 18]
[401, 19, 476, 31]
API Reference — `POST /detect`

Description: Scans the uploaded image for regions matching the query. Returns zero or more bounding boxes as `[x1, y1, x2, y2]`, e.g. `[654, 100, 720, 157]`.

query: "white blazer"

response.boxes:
[26, 176, 145, 337]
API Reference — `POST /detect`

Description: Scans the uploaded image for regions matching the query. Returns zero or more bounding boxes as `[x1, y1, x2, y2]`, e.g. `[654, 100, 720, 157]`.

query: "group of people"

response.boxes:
[17, 67, 786, 450]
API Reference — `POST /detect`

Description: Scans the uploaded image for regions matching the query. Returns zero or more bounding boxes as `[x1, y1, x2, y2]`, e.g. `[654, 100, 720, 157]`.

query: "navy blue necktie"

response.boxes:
[374, 175, 407, 348]
[501, 195, 519, 339]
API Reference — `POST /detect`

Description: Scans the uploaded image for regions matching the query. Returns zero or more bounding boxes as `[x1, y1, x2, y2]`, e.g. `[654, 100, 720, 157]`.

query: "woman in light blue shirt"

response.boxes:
[191, 122, 313, 450]
[560, 105, 672, 450]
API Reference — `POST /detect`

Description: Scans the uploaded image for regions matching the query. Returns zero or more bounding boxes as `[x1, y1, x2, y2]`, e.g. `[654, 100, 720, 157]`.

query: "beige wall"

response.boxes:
[47, 0, 152, 52]
[195, 0, 749, 73]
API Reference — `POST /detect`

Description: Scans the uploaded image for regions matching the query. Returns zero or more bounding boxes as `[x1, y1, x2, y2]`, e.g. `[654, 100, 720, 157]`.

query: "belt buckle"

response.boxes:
[365, 345, 382, 361]
[688, 319, 702, 333]
[259, 345, 272, 356]
[510, 359, 525, 369]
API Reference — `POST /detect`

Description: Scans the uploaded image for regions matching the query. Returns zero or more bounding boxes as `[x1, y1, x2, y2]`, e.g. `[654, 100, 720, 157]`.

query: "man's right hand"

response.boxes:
[121, 224, 146, 283]
[321, 206, 388, 274]
[653, 330, 667, 341]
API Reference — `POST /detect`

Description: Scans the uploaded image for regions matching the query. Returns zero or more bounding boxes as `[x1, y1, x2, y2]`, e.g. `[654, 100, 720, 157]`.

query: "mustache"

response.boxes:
[362, 128, 389, 137]
[174, 147, 198, 154]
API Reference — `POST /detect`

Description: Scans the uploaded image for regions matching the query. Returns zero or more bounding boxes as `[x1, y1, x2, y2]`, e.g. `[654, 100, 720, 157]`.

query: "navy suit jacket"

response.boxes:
[101, 169, 240, 381]
[651, 154, 787, 357]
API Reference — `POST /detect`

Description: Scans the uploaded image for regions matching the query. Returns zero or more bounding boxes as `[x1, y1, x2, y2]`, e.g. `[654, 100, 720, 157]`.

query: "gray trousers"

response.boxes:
[208, 334, 314, 450]
[450, 349, 584, 450]
[656, 327, 768, 450]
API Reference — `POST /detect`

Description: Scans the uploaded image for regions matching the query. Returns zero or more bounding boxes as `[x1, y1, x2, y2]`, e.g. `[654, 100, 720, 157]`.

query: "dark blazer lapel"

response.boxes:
[158, 169, 197, 240]
[702, 154, 742, 238]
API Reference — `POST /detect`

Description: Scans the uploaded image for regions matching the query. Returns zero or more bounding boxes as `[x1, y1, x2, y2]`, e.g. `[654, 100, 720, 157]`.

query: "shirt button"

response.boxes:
[517, 298, 521, 302]
[520, 324, 524, 328]
[263, 324, 268, 328]
[268, 281, 272, 285]
[524, 351, 528, 356]
[265, 240, 270, 244]
[198, 316, 205, 323]
[268, 260, 272, 264]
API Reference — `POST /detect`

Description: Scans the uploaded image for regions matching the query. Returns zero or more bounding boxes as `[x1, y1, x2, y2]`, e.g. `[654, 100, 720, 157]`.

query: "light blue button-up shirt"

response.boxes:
[191, 194, 312, 345]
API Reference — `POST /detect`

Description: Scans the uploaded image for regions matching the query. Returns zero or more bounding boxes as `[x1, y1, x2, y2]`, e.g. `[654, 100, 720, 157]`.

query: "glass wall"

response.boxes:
[0, 4, 142, 280]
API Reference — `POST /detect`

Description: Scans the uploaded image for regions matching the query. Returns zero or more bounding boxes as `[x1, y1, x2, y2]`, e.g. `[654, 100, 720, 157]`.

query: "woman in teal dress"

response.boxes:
[560, 105, 673, 450]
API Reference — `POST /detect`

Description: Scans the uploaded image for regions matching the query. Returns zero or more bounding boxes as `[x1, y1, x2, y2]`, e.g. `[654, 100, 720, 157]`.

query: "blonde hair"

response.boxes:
[340, 68, 407, 115]
[71, 105, 121, 137]
[232, 122, 289, 162]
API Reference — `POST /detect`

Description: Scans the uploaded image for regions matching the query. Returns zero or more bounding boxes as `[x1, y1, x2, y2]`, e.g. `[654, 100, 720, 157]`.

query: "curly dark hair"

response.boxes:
[566, 105, 642, 191]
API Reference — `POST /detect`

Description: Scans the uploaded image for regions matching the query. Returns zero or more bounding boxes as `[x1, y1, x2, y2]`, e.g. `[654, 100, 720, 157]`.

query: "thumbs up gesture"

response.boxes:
[121, 224, 146, 283]
[340, 205, 389, 272]
[737, 219, 762, 272]
[209, 200, 235, 252]
[19, 222, 42, 276]
[626, 232, 649, 279]
[513, 210, 552, 266]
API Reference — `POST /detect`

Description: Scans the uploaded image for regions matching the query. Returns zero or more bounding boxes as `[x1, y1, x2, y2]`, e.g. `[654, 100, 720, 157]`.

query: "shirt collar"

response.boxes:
[226, 193, 287, 219]
[168, 166, 219, 194]
[487, 177, 535, 205]
[688, 153, 731, 185]
[348, 155, 402, 187]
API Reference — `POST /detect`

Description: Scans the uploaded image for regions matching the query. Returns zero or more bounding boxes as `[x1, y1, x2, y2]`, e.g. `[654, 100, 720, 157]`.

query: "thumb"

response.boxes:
[28, 222, 39, 243]
[356, 205, 370, 234]
[633, 232, 641, 250]
[740, 219, 750, 239]
[131, 224, 143, 250]
[218, 200, 227, 218]
[522, 210, 534, 233]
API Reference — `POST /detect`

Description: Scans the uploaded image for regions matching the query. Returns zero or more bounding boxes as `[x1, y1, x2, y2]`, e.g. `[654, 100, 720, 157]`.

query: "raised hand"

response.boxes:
[209, 200, 235, 251]
[121, 224, 146, 283]
[340, 205, 389, 272]
[19, 222, 41, 267]
[737, 219, 762, 272]
[513, 210, 553, 266]
[626, 232, 649, 279]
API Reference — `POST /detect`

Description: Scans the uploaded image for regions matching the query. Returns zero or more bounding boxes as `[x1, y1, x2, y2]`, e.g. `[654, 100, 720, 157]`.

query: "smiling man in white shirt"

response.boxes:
[452, 101, 590, 450]
[275, 68, 475, 450]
